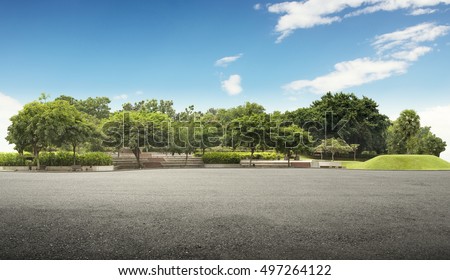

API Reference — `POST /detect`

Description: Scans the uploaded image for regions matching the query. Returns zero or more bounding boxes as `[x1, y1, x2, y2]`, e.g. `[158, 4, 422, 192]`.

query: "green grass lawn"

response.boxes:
[342, 155, 450, 170]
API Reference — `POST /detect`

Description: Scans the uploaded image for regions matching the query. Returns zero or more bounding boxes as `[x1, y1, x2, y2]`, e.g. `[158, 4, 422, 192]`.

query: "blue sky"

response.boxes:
[1, 0, 450, 158]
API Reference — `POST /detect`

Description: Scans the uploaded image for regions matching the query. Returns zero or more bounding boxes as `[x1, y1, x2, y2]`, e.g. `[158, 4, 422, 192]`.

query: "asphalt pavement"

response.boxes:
[0, 169, 449, 259]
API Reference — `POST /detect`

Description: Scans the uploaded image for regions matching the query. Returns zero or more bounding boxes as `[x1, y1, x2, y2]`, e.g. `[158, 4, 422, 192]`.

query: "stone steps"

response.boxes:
[112, 154, 204, 169]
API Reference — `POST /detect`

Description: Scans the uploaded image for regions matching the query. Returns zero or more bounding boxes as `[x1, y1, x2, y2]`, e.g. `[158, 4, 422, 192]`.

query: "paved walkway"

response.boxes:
[1, 169, 449, 259]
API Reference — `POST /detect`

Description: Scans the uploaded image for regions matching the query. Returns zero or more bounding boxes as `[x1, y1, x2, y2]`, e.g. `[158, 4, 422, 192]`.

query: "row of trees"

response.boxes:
[387, 109, 446, 156]
[6, 100, 96, 168]
[6, 92, 447, 168]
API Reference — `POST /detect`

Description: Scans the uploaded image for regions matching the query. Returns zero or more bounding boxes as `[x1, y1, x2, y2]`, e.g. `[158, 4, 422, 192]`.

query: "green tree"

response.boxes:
[314, 138, 352, 161]
[122, 99, 176, 119]
[272, 124, 310, 166]
[6, 100, 87, 168]
[198, 112, 223, 154]
[386, 122, 406, 154]
[7, 102, 48, 168]
[102, 111, 170, 168]
[293, 92, 390, 154]
[55, 95, 111, 119]
[62, 112, 96, 165]
[411, 127, 446, 157]
[6, 113, 30, 155]
[171, 106, 199, 165]
[397, 110, 420, 154]
[350, 144, 360, 161]
[38, 92, 50, 103]
[40, 100, 96, 165]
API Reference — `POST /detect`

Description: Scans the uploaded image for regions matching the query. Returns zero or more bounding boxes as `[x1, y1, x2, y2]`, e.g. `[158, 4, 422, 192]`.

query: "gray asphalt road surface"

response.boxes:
[0, 169, 449, 259]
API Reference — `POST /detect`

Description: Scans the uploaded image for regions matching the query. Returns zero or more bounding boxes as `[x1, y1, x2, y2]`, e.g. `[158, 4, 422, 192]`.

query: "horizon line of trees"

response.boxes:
[6, 92, 447, 168]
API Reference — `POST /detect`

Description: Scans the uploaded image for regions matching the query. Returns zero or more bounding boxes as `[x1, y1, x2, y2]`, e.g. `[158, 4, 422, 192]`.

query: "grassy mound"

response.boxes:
[343, 155, 450, 170]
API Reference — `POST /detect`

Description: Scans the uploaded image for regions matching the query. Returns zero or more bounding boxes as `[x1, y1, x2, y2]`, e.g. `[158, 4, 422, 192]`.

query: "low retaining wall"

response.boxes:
[240, 160, 319, 168]
[0, 166, 114, 172]
[0, 166, 31, 172]
[204, 164, 242, 168]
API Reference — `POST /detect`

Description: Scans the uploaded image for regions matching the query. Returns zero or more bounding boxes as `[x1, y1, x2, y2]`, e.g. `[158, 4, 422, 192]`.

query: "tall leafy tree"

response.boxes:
[122, 99, 176, 119]
[7, 102, 48, 168]
[314, 138, 352, 161]
[272, 124, 311, 166]
[294, 92, 390, 154]
[396, 109, 420, 154]
[407, 127, 446, 157]
[102, 111, 170, 168]
[55, 95, 111, 119]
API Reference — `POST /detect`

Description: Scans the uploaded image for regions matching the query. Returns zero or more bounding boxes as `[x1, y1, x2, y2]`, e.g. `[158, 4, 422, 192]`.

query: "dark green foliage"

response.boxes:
[387, 111, 446, 156]
[77, 152, 113, 166]
[361, 150, 378, 159]
[55, 95, 111, 119]
[201, 152, 277, 164]
[202, 152, 242, 164]
[37, 152, 73, 166]
[122, 99, 176, 119]
[33, 152, 112, 166]
[290, 92, 390, 154]
[0, 153, 28, 166]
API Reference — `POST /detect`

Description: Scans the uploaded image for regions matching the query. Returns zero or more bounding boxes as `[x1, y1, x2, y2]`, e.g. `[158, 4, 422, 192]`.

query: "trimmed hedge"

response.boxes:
[0, 153, 28, 166]
[0, 152, 112, 166]
[200, 152, 277, 164]
[77, 152, 113, 166]
[38, 152, 74, 166]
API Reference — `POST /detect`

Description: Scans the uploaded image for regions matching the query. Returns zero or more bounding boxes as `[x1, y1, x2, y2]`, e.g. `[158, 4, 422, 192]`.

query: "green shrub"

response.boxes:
[77, 152, 113, 166]
[0, 153, 27, 166]
[38, 152, 73, 166]
[202, 152, 242, 164]
[361, 150, 378, 159]
[201, 152, 278, 164]
[35, 152, 112, 166]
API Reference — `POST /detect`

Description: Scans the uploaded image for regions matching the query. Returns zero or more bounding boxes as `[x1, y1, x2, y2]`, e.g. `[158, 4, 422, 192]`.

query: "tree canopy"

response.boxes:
[6, 92, 447, 166]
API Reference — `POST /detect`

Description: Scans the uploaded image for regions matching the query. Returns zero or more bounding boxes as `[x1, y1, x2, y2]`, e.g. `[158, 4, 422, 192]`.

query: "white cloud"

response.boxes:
[221, 74, 243, 96]
[409, 8, 437, 15]
[390, 46, 432, 61]
[113, 94, 128, 100]
[372, 22, 450, 55]
[419, 105, 450, 161]
[0, 92, 23, 152]
[283, 58, 408, 93]
[349, 0, 450, 17]
[284, 23, 449, 94]
[254, 3, 262, 10]
[215, 54, 243, 67]
[266, 0, 450, 42]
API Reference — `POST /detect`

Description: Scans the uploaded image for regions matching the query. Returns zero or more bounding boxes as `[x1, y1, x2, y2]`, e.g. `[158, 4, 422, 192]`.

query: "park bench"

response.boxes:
[319, 161, 343, 168]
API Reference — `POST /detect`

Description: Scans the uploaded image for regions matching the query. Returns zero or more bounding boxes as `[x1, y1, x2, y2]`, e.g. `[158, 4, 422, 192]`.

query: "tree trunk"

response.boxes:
[332, 152, 335, 161]
[73, 145, 77, 165]
[287, 150, 291, 167]
[353, 151, 356, 161]
[33, 145, 40, 170]
[185, 152, 188, 166]
[250, 147, 255, 167]
[132, 147, 141, 169]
